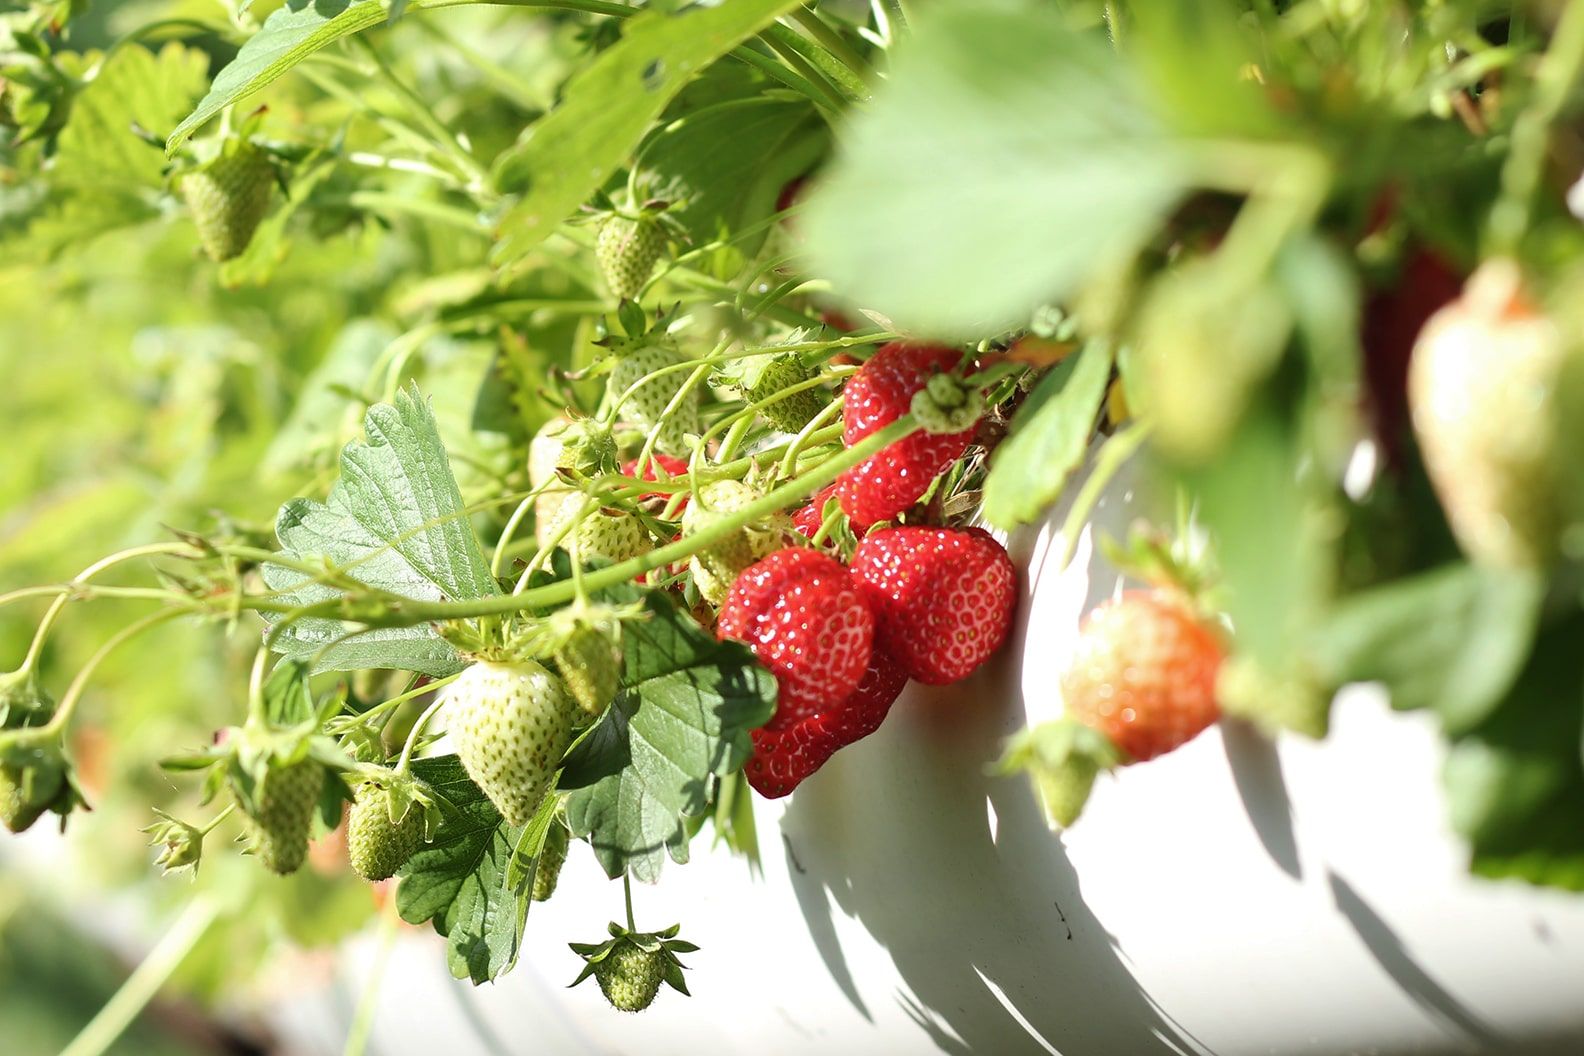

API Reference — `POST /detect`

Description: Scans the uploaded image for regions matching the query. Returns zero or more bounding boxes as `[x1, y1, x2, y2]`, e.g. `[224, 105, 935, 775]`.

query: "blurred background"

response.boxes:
[0, 3, 587, 1050]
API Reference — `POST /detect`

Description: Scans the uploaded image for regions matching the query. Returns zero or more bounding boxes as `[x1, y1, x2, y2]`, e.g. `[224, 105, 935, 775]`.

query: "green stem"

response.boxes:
[779, 399, 845, 478]
[244, 419, 916, 624]
[355, 37, 490, 189]
[244, 647, 271, 728]
[43, 610, 185, 737]
[348, 673, 459, 729]
[623, 871, 636, 932]
[809, 506, 843, 548]
[1487, 0, 1584, 253]
[198, 803, 236, 836]
[790, 6, 870, 84]
[15, 542, 195, 674]
[58, 896, 223, 1056]
[412, 16, 543, 112]
[342, 192, 486, 234]
[397, 698, 446, 773]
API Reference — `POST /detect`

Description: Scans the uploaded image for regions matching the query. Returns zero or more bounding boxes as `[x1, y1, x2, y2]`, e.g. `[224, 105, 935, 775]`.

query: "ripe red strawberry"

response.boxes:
[836, 343, 975, 528]
[1062, 591, 1223, 762]
[849, 526, 1016, 685]
[792, 484, 839, 541]
[717, 548, 873, 731]
[744, 647, 908, 799]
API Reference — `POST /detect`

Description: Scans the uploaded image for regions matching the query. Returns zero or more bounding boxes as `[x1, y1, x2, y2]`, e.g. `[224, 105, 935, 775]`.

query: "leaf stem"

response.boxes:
[198, 803, 237, 836]
[623, 871, 636, 932]
[354, 36, 490, 190]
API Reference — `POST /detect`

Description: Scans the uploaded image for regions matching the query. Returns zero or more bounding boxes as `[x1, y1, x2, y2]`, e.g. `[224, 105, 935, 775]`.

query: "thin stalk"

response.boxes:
[623, 872, 636, 931]
[779, 399, 845, 477]
[58, 896, 224, 1056]
[43, 610, 185, 737]
[15, 542, 195, 673]
[397, 698, 447, 772]
[343, 893, 403, 1056]
[1055, 425, 1151, 572]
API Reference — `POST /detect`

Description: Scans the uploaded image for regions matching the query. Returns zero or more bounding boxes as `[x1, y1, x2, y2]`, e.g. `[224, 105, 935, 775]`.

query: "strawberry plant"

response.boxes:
[5, 0, 1584, 1051]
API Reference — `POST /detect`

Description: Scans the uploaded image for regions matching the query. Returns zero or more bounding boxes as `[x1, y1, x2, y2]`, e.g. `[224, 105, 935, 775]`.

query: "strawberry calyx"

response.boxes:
[910, 372, 983, 435]
[996, 718, 1125, 829]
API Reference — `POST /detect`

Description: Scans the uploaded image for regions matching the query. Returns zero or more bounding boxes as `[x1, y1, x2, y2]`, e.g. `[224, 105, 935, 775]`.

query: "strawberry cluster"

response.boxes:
[710, 343, 1017, 797]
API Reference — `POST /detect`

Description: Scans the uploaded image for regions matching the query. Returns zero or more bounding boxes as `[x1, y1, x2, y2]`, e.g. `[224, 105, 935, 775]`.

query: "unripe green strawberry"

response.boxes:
[575, 509, 653, 565]
[680, 480, 786, 598]
[597, 214, 665, 301]
[0, 760, 60, 834]
[738, 354, 826, 433]
[532, 822, 570, 902]
[236, 759, 325, 875]
[1409, 260, 1572, 568]
[530, 417, 617, 547]
[606, 343, 701, 456]
[594, 938, 666, 1012]
[571, 922, 694, 1011]
[347, 782, 422, 881]
[179, 141, 276, 262]
[443, 660, 576, 828]
[553, 621, 622, 717]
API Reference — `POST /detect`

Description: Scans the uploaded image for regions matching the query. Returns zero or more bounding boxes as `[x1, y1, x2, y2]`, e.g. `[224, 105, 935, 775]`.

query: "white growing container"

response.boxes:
[274, 464, 1584, 1056]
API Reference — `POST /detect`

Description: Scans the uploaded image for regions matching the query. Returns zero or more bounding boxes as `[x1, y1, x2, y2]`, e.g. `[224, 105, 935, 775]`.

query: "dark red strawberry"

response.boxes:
[1362, 247, 1462, 469]
[836, 343, 974, 528]
[744, 647, 909, 799]
[744, 719, 836, 799]
[850, 526, 1016, 685]
[717, 548, 873, 731]
[792, 484, 840, 541]
[818, 645, 908, 745]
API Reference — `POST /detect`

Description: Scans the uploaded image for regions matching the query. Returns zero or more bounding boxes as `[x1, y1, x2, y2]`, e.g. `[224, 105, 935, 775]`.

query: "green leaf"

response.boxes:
[803, 2, 1189, 339]
[1315, 564, 1543, 733]
[639, 97, 826, 277]
[55, 42, 208, 190]
[981, 340, 1112, 530]
[261, 658, 315, 727]
[261, 384, 500, 676]
[397, 755, 535, 983]
[167, 0, 387, 153]
[1442, 613, 1584, 891]
[491, 0, 807, 267]
[563, 592, 776, 883]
